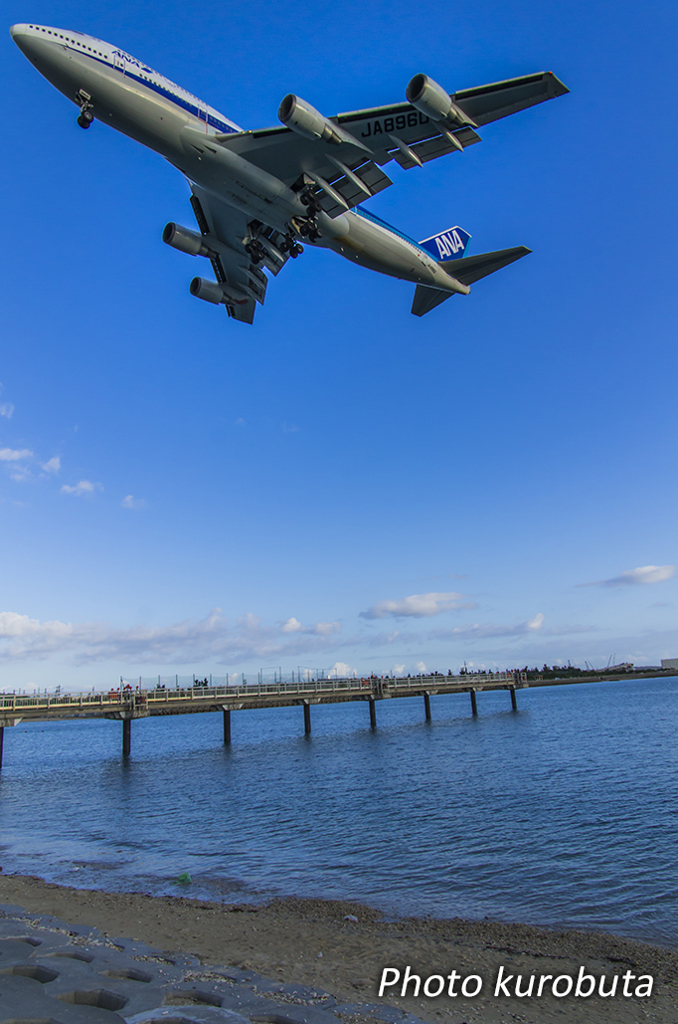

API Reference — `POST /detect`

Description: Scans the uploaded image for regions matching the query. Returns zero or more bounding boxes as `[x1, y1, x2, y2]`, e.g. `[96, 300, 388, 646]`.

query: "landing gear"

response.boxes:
[289, 244, 304, 259]
[300, 190, 321, 213]
[297, 222, 322, 240]
[245, 239, 266, 265]
[280, 232, 295, 254]
[296, 219, 322, 243]
[75, 89, 94, 129]
[298, 186, 323, 243]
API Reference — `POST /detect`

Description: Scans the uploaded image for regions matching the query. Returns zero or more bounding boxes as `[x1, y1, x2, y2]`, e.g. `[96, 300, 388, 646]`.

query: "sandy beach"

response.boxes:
[1, 872, 676, 1024]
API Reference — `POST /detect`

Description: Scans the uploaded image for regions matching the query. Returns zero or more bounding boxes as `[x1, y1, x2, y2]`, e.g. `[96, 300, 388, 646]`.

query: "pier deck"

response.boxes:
[0, 672, 522, 720]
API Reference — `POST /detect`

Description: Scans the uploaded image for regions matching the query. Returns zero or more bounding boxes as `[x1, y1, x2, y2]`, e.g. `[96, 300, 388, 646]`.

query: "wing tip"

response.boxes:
[544, 71, 570, 97]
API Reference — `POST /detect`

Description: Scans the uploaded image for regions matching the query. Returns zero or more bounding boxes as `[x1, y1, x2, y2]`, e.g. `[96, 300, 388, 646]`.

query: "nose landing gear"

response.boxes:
[75, 89, 94, 129]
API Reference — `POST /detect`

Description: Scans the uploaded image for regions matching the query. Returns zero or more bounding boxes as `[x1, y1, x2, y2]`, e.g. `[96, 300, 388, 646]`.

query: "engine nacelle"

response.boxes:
[278, 94, 343, 144]
[190, 277, 225, 304]
[405, 74, 471, 127]
[163, 223, 211, 257]
[190, 277, 250, 306]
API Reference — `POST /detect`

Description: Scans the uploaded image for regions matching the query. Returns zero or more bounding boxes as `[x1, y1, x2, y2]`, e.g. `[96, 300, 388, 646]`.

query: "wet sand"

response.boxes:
[1, 872, 677, 1024]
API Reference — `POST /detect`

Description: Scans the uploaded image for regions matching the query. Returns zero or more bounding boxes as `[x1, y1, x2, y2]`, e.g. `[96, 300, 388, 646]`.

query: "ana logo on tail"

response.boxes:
[419, 226, 471, 262]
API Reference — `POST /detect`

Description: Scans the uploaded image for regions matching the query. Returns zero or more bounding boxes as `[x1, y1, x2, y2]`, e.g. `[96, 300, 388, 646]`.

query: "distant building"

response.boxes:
[661, 658, 678, 670]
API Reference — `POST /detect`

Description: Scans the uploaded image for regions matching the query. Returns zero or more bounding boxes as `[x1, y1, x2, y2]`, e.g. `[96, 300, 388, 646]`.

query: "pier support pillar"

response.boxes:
[369, 698, 377, 729]
[469, 689, 478, 716]
[509, 686, 517, 711]
[223, 709, 231, 745]
[423, 692, 431, 721]
[122, 717, 131, 756]
[0, 726, 3, 769]
[303, 702, 311, 735]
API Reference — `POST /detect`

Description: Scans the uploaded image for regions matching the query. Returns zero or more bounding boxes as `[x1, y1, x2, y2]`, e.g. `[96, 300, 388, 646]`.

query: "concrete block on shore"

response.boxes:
[0, 904, 430, 1024]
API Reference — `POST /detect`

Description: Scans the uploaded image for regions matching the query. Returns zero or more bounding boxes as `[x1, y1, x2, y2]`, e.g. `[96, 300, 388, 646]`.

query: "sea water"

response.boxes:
[1, 676, 677, 948]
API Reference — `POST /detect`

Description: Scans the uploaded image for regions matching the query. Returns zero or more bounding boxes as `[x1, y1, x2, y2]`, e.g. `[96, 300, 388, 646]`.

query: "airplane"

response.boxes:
[10, 24, 568, 324]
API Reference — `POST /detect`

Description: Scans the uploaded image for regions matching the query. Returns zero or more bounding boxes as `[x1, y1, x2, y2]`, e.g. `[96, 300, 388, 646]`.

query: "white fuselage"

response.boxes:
[10, 23, 465, 293]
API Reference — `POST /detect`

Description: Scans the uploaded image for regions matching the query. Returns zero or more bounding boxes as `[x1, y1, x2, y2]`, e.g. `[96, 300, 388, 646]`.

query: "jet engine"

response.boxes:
[405, 74, 475, 128]
[190, 277, 249, 306]
[278, 94, 344, 144]
[163, 222, 212, 257]
[190, 277, 225, 303]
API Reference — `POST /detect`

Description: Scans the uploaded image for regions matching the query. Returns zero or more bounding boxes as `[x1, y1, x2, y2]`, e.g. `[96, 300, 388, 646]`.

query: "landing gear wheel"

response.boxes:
[292, 244, 304, 257]
[77, 109, 93, 129]
[246, 240, 266, 264]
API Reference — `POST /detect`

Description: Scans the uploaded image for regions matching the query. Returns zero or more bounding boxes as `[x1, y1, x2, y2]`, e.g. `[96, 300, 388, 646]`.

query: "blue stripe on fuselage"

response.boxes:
[66, 44, 237, 134]
[353, 205, 430, 256]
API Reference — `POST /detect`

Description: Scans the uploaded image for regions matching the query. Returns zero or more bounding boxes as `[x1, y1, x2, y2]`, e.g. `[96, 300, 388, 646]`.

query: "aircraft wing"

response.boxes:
[450, 71, 569, 127]
[189, 185, 292, 323]
[214, 71, 568, 215]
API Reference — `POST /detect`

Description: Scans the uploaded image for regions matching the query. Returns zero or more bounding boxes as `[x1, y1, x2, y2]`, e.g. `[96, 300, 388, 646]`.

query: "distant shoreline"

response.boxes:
[2, 871, 678, 1024]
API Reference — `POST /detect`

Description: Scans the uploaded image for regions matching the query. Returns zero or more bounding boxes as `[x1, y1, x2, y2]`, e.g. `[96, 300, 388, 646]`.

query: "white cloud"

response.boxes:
[313, 621, 341, 636]
[0, 606, 344, 666]
[281, 617, 340, 636]
[41, 457, 61, 475]
[121, 495, 147, 510]
[61, 480, 102, 497]
[430, 613, 548, 641]
[392, 663, 406, 676]
[414, 661, 427, 674]
[0, 403, 14, 419]
[526, 613, 545, 631]
[583, 565, 676, 588]
[0, 611, 73, 639]
[360, 592, 474, 619]
[282, 617, 303, 633]
[0, 447, 32, 461]
[329, 661, 353, 677]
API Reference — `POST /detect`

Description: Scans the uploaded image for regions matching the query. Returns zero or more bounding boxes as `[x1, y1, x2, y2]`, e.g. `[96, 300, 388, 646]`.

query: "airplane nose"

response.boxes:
[10, 24, 52, 62]
[10, 23, 35, 55]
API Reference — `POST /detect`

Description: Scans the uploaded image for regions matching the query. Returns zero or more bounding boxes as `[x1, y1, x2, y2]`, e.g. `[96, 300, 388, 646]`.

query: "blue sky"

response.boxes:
[1, 0, 677, 689]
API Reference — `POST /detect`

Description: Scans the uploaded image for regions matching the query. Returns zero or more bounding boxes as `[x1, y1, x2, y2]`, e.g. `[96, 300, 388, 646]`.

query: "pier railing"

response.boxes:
[0, 672, 520, 713]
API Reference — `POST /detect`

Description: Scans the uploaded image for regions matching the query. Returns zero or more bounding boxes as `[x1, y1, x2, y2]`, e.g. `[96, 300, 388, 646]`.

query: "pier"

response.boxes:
[0, 672, 527, 766]
[1, 667, 673, 767]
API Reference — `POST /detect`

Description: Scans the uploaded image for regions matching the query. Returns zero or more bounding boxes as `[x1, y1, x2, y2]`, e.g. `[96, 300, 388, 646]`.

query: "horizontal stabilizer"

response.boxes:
[440, 245, 531, 285]
[411, 245, 532, 316]
[411, 285, 454, 317]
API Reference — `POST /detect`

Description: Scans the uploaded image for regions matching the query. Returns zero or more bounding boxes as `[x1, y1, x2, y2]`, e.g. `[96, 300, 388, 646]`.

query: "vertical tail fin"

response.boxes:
[419, 226, 471, 262]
